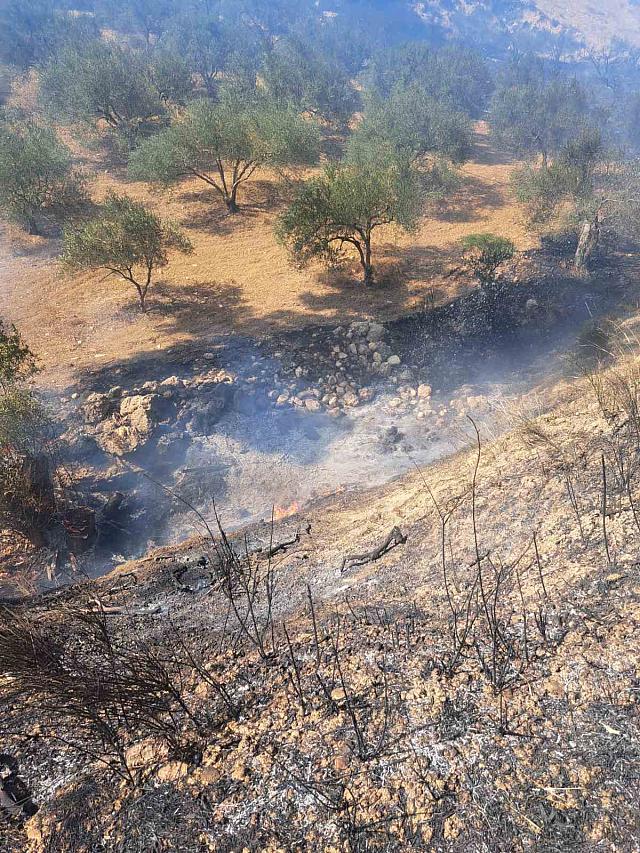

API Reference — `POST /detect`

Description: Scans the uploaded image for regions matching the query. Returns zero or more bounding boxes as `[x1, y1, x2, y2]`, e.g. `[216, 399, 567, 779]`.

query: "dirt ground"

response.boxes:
[0, 124, 534, 390]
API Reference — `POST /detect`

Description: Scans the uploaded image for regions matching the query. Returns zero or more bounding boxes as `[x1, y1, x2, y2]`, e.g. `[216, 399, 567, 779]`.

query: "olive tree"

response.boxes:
[0, 122, 86, 234]
[490, 78, 590, 165]
[61, 193, 192, 311]
[0, 321, 37, 392]
[0, 0, 97, 70]
[0, 321, 59, 548]
[40, 40, 167, 141]
[364, 42, 492, 118]
[351, 83, 473, 166]
[277, 154, 423, 286]
[129, 94, 320, 213]
[165, 9, 261, 99]
[513, 129, 609, 272]
[261, 37, 360, 126]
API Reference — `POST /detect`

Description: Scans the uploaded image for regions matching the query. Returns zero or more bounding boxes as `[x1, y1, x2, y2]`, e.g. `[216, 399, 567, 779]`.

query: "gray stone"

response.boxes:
[366, 322, 386, 342]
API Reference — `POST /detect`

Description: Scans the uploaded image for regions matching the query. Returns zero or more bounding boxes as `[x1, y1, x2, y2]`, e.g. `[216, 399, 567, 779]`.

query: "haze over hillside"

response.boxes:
[417, 0, 640, 48]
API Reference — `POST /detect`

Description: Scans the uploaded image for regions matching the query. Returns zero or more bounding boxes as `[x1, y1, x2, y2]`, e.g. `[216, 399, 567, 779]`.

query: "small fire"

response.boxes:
[274, 501, 301, 521]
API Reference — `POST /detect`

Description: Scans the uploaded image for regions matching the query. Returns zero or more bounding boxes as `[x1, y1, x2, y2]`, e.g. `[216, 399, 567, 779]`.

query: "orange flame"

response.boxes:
[274, 501, 300, 521]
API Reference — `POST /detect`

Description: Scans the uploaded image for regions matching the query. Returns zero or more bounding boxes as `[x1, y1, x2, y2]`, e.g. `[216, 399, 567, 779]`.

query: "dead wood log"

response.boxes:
[257, 524, 311, 559]
[341, 526, 407, 573]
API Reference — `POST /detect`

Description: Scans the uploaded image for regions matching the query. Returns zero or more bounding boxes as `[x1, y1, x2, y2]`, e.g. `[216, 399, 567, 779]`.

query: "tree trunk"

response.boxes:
[26, 215, 38, 236]
[362, 236, 374, 286]
[575, 214, 600, 273]
[225, 190, 239, 214]
[135, 283, 148, 312]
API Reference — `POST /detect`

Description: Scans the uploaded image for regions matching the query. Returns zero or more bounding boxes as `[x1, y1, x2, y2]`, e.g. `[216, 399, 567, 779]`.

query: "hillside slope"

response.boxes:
[418, 0, 640, 48]
[6, 344, 640, 851]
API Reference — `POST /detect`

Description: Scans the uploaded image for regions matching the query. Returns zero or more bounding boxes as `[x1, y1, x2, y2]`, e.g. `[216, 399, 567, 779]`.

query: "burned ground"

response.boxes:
[4, 342, 640, 850]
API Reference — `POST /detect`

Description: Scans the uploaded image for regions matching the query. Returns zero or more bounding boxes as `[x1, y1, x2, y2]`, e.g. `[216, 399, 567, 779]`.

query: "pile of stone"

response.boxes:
[268, 321, 407, 417]
[81, 370, 237, 456]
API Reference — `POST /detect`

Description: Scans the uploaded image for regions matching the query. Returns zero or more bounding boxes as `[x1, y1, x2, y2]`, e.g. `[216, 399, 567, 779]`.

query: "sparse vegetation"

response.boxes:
[61, 192, 193, 311]
[461, 232, 516, 288]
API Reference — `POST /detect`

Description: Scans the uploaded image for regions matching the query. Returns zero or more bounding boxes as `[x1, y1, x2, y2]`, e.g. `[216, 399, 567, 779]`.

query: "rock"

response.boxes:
[358, 387, 375, 402]
[294, 366, 304, 378]
[82, 392, 119, 425]
[373, 352, 383, 364]
[350, 321, 369, 336]
[387, 355, 402, 367]
[96, 422, 143, 456]
[120, 394, 159, 418]
[161, 376, 185, 388]
[157, 761, 189, 783]
[343, 392, 359, 407]
[305, 399, 321, 412]
[327, 407, 343, 418]
[417, 384, 432, 399]
[366, 322, 386, 342]
[276, 393, 289, 406]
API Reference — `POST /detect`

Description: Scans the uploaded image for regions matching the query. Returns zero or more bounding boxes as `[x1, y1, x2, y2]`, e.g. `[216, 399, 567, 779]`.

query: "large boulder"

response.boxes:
[94, 394, 161, 456]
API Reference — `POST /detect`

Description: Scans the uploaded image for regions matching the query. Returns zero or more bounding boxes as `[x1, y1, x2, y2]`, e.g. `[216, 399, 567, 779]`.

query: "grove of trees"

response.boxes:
[0, 0, 639, 306]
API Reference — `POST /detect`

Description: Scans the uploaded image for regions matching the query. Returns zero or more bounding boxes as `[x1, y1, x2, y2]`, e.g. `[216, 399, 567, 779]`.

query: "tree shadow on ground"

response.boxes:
[259, 242, 458, 328]
[434, 173, 507, 224]
[178, 179, 283, 236]
[145, 279, 254, 335]
[472, 128, 517, 168]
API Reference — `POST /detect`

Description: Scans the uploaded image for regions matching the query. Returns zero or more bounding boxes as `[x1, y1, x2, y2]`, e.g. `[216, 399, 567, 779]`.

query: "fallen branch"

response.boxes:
[341, 526, 407, 573]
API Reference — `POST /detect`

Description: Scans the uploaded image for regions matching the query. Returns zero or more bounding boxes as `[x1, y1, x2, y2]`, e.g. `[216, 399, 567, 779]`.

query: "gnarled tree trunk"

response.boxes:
[575, 213, 600, 274]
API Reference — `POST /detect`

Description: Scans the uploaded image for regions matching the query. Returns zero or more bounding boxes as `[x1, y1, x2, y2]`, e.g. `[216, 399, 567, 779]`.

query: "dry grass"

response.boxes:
[0, 124, 534, 389]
